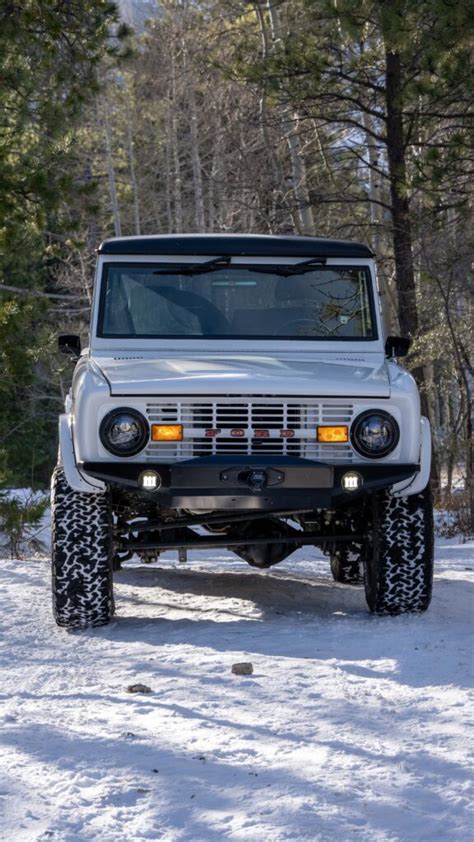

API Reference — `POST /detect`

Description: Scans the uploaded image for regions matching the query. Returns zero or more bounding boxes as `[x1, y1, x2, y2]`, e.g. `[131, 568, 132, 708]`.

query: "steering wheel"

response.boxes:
[273, 318, 317, 336]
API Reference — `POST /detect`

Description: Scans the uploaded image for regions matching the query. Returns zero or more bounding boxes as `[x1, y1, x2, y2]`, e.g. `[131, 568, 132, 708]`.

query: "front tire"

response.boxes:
[51, 468, 114, 629]
[364, 486, 434, 615]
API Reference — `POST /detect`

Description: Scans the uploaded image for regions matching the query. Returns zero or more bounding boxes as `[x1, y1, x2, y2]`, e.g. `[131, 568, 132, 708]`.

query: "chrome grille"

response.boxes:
[145, 399, 355, 462]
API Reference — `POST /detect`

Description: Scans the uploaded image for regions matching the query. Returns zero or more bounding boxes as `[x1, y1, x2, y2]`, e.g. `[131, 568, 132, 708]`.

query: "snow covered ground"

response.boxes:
[1, 537, 473, 842]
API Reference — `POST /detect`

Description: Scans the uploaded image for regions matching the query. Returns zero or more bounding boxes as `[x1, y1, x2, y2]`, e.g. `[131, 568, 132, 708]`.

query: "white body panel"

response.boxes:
[59, 413, 105, 493]
[67, 249, 430, 496]
[93, 351, 391, 398]
[70, 355, 423, 476]
[392, 416, 431, 496]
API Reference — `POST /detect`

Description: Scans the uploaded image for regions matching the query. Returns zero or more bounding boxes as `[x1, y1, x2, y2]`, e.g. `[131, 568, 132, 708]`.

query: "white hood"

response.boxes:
[93, 352, 391, 398]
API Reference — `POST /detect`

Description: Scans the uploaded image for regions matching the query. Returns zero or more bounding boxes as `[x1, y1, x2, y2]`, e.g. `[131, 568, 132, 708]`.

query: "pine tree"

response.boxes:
[0, 0, 130, 486]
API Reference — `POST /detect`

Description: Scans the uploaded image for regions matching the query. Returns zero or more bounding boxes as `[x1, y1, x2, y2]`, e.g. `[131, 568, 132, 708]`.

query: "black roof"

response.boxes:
[98, 233, 373, 259]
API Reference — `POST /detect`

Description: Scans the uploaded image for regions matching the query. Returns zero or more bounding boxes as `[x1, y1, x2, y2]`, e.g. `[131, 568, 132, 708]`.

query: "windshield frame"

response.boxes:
[96, 261, 379, 343]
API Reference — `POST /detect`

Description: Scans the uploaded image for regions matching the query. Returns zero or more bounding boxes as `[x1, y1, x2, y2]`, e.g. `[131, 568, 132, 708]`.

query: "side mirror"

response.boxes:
[385, 335, 411, 358]
[58, 334, 81, 360]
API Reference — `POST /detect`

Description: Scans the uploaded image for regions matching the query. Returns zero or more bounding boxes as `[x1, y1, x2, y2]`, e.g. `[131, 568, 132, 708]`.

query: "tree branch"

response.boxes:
[0, 284, 83, 301]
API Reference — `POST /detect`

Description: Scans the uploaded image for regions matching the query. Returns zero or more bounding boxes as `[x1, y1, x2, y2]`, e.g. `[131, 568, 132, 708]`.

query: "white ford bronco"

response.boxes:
[52, 234, 433, 628]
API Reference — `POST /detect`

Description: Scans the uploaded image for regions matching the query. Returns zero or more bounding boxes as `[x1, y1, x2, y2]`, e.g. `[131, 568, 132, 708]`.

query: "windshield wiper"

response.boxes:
[153, 255, 231, 275]
[252, 257, 327, 276]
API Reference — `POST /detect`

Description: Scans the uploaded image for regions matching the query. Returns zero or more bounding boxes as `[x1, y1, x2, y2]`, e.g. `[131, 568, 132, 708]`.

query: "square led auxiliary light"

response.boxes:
[341, 471, 363, 492]
[151, 424, 183, 442]
[317, 426, 349, 443]
[138, 470, 161, 490]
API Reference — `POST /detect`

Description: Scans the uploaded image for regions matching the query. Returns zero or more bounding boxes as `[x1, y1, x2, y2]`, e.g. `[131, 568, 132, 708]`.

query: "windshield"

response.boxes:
[98, 263, 376, 340]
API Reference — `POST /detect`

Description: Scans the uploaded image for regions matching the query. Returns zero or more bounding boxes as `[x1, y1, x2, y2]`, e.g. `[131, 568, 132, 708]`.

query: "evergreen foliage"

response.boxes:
[0, 0, 130, 486]
[0, 490, 49, 558]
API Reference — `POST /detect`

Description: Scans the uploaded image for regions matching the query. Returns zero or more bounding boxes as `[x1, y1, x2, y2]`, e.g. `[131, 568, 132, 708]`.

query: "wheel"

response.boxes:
[330, 547, 364, 585]
[51, 467, 114, 628]
[324, 506, 365, 585]
[364, 486, 434, 615]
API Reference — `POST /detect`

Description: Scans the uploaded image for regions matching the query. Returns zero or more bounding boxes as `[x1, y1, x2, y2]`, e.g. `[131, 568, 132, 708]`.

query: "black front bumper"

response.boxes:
[81, 456, 418, 510]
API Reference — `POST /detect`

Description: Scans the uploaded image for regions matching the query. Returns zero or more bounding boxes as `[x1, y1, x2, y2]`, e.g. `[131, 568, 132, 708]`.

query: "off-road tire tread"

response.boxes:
[51, 467, 114, 628]
[365, 487, 434, 615]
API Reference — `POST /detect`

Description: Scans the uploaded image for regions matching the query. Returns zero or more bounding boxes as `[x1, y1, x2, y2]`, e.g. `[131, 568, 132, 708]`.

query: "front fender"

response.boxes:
[59, 414, 105, 493]
[392, 416, 431, 497]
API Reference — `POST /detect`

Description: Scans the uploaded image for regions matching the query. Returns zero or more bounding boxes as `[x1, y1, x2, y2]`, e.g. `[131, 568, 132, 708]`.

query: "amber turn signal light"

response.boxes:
[317, 425, 349, 443]
[151, 424, 183, 441]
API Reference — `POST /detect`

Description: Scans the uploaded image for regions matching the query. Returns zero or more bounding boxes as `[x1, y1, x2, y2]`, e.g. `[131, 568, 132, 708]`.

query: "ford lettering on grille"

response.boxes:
[206, 428, 296, 438]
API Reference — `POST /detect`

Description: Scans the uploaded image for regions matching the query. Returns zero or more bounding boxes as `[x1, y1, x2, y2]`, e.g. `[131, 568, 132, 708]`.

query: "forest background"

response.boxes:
[0, 0, 472, 530]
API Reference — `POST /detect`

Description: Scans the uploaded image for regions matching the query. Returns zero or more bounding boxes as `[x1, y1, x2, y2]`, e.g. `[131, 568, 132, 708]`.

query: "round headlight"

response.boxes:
[100, 408, 149, 457]
[351, 410, 399, 459]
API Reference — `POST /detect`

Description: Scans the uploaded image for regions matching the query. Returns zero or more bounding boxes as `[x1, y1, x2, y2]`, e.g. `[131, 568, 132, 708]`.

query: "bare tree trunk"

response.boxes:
[284, 111, 315, 235]
[125, 100, 141, 235]
[384, 48, 418, 339]
[170, 52, 183, 232]
[164, 101, 174, 233]
[81, 159, 98, 257]
[254, 1, 285, 231]
[188, 84, 206, 230]
[266, 1, 315, 235]
[208, 111, 222, 231]
[362, 111, 383, 251]
[467, 398, 474, 533]
[103, 100, 122, 237]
